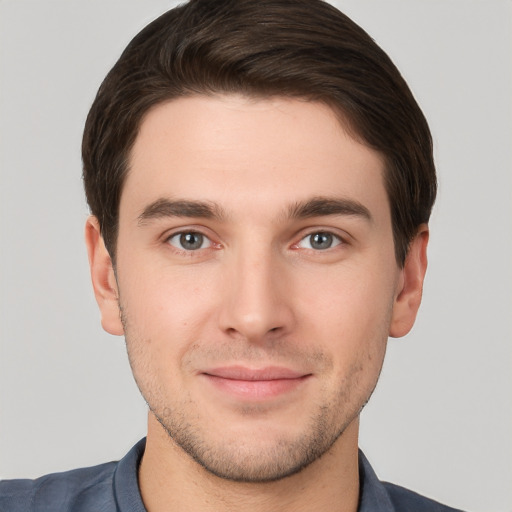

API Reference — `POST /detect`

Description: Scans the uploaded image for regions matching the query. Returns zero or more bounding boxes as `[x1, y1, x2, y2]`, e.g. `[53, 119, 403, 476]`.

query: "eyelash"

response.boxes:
[165, 229, 346, 254]
[292, 231, 344, 251]
[166, 230, 218, 253]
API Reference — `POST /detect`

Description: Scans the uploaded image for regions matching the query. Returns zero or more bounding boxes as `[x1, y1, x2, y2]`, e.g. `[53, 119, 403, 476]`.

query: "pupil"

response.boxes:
[180, 232, 203, 250]
[311, 232, 332, 250]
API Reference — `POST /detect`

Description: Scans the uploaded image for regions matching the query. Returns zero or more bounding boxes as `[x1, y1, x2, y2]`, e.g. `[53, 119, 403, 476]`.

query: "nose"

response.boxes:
[218, 246, 295, 344]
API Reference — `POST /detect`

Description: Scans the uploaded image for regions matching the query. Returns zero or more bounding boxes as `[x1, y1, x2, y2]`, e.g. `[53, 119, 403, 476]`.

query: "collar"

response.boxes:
[113, 439, 395, 512]
[358, 449, 395, 511]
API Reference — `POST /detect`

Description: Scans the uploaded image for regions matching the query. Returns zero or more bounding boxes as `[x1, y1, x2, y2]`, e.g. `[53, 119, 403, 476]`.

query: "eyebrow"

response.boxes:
[137, 195, 372, 226]
[286, 196, 372, 222]
[137, 198, 226, 225]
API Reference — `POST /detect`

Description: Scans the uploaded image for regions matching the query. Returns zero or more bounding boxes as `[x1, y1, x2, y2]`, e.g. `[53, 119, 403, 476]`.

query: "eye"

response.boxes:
[167, 231, 212, 251]
[297, 231, 342, 250]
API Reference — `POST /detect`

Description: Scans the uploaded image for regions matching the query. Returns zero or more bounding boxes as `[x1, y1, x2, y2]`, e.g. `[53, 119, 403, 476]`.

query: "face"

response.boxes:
[88, 95, 426, 482]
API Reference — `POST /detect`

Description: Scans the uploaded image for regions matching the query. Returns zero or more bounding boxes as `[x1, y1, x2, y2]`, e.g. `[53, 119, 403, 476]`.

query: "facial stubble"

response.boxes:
[120, 301, 387, 484]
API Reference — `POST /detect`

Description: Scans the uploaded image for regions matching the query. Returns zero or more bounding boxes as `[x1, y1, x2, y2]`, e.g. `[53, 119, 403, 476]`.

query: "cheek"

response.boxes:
[296, 262, 396, 367]
[118, 261, 222, 367]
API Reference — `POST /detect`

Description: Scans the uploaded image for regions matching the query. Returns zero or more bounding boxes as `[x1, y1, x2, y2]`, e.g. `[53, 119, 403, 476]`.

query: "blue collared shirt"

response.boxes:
[0, 439, 465, 511]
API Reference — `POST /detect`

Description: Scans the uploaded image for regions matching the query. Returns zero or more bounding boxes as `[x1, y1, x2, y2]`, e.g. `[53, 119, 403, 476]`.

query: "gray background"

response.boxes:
[1, 1, 511, 511]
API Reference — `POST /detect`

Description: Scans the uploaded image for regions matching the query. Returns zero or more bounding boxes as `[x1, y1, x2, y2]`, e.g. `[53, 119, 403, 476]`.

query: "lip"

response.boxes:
[201, 366, 311, 400]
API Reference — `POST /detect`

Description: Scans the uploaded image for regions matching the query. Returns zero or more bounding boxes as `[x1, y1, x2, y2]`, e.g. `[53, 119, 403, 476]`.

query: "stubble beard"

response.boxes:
[131, 353, 379, 484]
[120, 307, 386, 484]
[151, 399, 350, 483]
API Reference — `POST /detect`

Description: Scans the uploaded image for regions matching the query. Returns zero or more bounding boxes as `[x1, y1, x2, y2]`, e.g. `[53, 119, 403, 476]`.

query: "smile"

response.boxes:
[201, 366, 312, 400]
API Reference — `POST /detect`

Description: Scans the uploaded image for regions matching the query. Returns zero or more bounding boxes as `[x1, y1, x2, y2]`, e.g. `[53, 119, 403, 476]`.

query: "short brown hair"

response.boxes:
[82, 0, 436, 265]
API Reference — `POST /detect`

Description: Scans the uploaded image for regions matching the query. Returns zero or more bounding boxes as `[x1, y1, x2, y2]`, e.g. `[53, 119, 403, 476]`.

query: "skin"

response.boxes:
[86, 95, 428, 512]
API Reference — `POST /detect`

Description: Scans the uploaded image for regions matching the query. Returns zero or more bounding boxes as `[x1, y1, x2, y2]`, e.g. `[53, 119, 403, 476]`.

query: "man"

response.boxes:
[0, 1, 465, 510]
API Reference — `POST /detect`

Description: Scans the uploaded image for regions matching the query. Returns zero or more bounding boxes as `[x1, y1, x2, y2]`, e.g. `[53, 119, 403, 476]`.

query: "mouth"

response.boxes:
[201, 366, 312, 400]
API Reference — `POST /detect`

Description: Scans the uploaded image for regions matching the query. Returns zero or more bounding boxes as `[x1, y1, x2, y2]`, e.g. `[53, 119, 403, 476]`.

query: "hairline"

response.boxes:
[105, 91, 401, 265]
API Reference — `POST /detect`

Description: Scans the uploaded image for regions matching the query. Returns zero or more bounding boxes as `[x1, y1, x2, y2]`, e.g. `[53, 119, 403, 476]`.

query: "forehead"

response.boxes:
[123, 94, 388, 222]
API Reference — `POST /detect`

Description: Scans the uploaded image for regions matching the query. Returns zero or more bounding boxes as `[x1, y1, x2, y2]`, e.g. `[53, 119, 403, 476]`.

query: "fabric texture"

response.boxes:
[0, 439, 465, 511]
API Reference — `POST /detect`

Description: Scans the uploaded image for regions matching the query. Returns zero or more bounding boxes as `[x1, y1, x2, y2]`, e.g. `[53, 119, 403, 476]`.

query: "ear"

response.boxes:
[389, 224, 429, 338]
[85, 216, 124, 336]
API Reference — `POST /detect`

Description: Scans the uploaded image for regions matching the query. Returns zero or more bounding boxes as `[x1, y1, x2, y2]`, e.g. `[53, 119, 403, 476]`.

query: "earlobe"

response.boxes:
[389, 224, 429, 338]
[85, 216, 124, 336]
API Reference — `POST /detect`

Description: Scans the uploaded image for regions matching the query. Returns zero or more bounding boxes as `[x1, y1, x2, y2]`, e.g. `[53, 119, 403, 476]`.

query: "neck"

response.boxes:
[138, 413, 360, 512]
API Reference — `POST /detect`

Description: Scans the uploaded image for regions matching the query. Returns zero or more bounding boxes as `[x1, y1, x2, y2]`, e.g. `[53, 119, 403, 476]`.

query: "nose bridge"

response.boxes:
[219, 237, 292, 341]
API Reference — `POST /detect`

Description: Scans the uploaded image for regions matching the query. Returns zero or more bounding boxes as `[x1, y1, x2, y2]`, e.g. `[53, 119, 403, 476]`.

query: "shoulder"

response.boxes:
[383, 482, 466, 512]
[0, 460, 118, 512]
[0, 438, 146, 512]
[358, 450, 467, 512]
